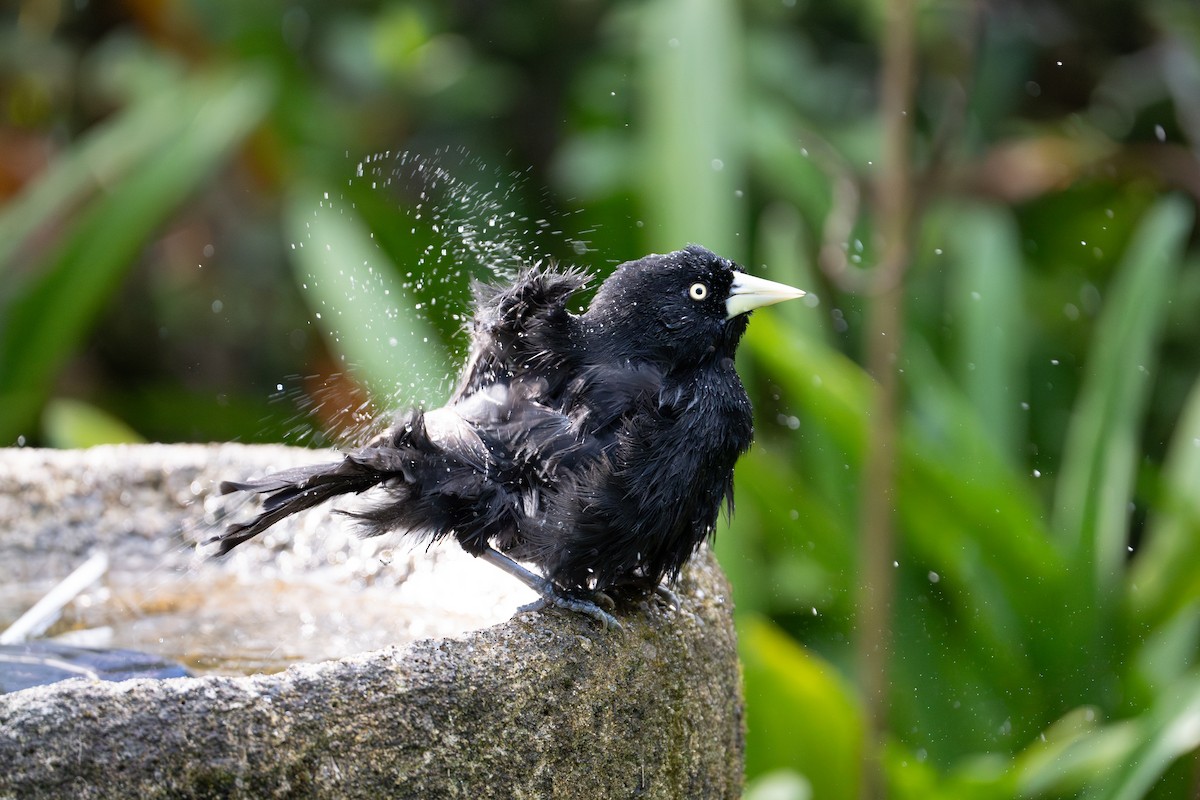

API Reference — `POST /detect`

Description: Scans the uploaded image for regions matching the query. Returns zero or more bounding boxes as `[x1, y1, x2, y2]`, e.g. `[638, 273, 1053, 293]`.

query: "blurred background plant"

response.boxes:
[2, 0, 1200, 797]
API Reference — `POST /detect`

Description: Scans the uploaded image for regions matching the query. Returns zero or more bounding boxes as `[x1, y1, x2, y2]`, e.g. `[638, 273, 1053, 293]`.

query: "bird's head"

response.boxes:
[584, 245, 805, 368]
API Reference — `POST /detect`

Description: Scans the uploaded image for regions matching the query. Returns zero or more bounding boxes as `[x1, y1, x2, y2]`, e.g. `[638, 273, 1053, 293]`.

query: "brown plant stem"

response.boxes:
[858, 0, 917, 797]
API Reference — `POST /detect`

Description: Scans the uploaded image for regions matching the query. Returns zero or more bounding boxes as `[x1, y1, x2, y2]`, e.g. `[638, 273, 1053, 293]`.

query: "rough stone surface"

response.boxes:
[0, 444, 744, 799]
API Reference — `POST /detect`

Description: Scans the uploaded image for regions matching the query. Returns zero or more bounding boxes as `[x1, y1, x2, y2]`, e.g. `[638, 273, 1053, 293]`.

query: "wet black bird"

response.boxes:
[212, 245, 804, 627]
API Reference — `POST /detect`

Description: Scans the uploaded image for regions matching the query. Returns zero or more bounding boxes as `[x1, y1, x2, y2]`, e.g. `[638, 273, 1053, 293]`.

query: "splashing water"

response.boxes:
[287, 147, 593, 445]
[0, 152, 608, 681]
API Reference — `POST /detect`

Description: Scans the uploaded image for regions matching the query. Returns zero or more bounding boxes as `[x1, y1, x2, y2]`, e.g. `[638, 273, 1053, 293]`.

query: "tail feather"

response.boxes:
[212, 407, 524, 557]
[209, 459, 389, 556]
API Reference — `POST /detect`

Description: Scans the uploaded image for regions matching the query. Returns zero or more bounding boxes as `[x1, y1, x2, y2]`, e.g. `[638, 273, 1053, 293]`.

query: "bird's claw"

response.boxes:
[520, 592, 623, 630]
[652, 584, 681, 611]
[593, 589, 617, 611]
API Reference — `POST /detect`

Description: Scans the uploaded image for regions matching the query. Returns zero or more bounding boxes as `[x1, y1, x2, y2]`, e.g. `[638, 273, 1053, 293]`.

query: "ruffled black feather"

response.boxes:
[213, 247, 762, 595]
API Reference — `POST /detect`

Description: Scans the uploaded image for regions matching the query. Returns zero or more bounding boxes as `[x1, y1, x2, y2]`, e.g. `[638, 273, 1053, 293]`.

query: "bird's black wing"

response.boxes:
[214, 266, 594, 560]
[450, 264, 590, 403]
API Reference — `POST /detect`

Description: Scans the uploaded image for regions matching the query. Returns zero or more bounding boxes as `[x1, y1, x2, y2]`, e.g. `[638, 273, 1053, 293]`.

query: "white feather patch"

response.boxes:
[423, 407, 491, 468]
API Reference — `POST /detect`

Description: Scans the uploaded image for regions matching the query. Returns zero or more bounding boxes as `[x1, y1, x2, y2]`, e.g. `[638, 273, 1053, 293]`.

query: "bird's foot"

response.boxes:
[479, 546, 622, 630]
[519, 591, 622, 630]
[652, 584, 681, 611]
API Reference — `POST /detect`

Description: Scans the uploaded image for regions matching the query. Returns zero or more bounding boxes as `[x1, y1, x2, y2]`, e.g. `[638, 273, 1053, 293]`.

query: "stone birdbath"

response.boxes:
[0, 443, 744, 799]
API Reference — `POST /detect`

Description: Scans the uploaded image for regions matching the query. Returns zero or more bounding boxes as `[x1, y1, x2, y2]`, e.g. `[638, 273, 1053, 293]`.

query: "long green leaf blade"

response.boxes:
[943, 204, 1027, 462]
[0, 70, 274, 444]
[285, 188, 450, 408]
[1087, 671, 1200, 800]
[741, 615, 863, 798]
[1128, 364, 1200, 625]
[639, 0, 743, 258]
[1052, 197, 1193, 593]
[0, 87, 201, 272]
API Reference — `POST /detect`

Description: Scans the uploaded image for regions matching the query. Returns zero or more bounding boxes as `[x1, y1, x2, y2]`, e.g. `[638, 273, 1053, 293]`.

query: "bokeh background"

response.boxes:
[4, 1, 1200, 797]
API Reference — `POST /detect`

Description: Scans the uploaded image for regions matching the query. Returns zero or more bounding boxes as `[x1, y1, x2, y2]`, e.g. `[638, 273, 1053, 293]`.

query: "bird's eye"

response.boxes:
[689, 282, 709, 301]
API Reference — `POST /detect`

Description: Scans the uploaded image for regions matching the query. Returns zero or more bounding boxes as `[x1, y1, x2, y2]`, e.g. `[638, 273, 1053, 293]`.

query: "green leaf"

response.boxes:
[884, 739, 1014, 800]
[284, 187, 450, 407]
[719, 446, 854, 620]
[1129, 602, 1200, 708]
[1086, 671, 1200, 800]
[740, 615, 863, 800]
[745, 104, 834, 231]
[900, 343, 1073, 685]
[0, 82, 203, 272]
[1128, 365, 1200, 626]
[941, 203, 1028, 463]
[41, 398, 145, 448]
[742, 313, 872, 459]
[749, 309, 1082, 751]
[977, 672, 1200, 800]
[639, 0, 744, 258]
[754, 202, 826, 343]
[0, 69, 275, 445]
[1013, 707, 1138, 797]
[1053, 197, 1193, 594]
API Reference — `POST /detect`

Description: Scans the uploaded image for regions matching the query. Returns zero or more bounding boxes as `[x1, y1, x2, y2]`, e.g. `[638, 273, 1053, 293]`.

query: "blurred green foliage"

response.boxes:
[3, 0, 1200, 796]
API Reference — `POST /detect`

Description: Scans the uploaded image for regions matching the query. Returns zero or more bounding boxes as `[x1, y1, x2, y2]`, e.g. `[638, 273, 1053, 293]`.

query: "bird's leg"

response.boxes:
[478, 547, 622, 630]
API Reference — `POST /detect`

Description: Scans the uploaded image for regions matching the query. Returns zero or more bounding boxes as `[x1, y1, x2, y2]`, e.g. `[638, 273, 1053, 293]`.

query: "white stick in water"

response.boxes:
[0, 552, 110, 645]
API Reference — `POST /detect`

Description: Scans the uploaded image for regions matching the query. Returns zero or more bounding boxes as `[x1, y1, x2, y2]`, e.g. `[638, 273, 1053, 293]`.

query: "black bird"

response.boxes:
[212, 245, 804, 627]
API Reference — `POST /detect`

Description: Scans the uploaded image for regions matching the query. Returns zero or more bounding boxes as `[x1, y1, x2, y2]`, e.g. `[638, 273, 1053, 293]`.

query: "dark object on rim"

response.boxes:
[0, 642, 190, 694]
[213, 245, 805, 627]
